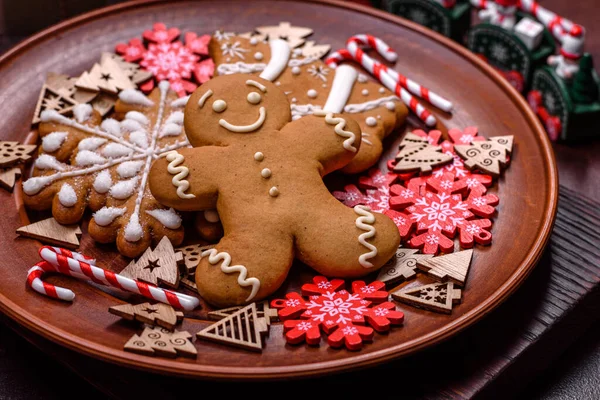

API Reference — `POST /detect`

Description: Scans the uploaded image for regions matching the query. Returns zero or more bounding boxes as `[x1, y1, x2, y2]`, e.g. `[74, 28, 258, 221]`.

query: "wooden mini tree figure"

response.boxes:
[109, 302, 184, 330]
[454, 136, 513, 177]
[416, 249, 473, 287]
[120, 236, 183, 287]
[124, 326, 197, 358]
[393, 132, 453, 173]
[392, 281, 462, 314]
[376, 247, 433, 286]
[76, 55, 135, 94]
[197, 303, 269, 352]
[0, 141, 37, 168]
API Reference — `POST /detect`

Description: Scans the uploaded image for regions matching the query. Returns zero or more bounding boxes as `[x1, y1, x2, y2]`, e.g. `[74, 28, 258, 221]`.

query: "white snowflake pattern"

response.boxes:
[23, 82, 189, 254]
[472, 197, 487, 207]
[440, 180, 453, 190]
[286, 298, 301, 307]
[306, 292, 367, 325]
[490, 43, 509, 63]
[393, 216, 406, 226]
[359, 285, 376, 294]
[425, 234, 439, 245]
[342, 325, 359, 336]
[374, 308, 389, 317]
[220, 41, 249, 59]
[214, 30, 235, 41]
[317, 281, 333, 290]
[466, 224, 481, 234]
[307, 65, 329, 82]
[296, 321, 313, 331]
[465, 178, 480, 188]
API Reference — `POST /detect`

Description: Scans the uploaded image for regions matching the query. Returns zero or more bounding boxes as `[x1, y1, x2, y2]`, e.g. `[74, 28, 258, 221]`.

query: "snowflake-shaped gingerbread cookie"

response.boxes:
[22, 82, 190, 257]
[271, 276, 404, 350]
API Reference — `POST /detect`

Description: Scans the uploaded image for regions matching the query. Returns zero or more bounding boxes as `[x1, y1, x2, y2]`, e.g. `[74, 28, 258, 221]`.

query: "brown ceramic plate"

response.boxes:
[0, 0, 557, 379]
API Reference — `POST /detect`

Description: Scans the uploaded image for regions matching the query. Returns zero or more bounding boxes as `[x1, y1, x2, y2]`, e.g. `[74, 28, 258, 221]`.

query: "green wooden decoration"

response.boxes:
[385, 0, 472, 43]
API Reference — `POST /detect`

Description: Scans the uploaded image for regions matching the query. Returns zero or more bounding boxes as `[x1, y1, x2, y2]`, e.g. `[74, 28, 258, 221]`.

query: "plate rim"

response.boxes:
[0, 0, 559, 380]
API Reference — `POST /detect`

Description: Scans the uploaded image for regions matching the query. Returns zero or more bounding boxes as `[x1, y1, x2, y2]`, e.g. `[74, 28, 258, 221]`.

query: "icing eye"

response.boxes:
[247, 92, 262, 105]
[212, 99, 227, 113]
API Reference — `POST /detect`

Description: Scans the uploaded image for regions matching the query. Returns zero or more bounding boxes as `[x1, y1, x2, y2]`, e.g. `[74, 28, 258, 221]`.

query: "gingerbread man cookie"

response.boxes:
[210, 33, 408, 174]
[148, 74, 401, 307]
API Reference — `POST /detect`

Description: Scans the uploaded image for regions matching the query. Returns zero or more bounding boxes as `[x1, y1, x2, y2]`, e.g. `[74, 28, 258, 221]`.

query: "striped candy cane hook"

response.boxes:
[346, 37, 437, 126]
[26, 246, 200, 311]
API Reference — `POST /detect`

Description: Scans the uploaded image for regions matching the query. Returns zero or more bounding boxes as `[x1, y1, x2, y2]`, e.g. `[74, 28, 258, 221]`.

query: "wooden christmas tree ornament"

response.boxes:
[16, 217, 81, 249]
[102, 53, 152, 85]
[300, 41, 331, 59]
[0, 141, 37, 168]
[197, 302, 269, 351]
[109, 302, 184, 330]
[75, 55, 135, 94]
[454, 136, 514, 176]
[255, 22, 313, 48]
[416, 249, 473, 287]
[208, 300, 278, 326]
[376, 247, 434, 286]
[175, 243, 214, 275]
[393, 132, 453, 173]
[32, 84, 79, 125]
[119, 236, 183, 288]
[124, 326, 197, 358]
[391, 281, 462, 314]
[0, 167, 21, 191]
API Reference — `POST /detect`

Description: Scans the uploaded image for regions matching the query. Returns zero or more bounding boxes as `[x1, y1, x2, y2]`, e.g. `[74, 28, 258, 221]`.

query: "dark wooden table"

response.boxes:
[0, 1, 599, 398]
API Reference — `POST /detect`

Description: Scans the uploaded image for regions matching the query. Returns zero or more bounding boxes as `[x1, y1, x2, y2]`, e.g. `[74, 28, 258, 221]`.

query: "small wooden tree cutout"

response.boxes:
[175, 243, 214, 275]
[300, 41, 331, 59]
[208, 300, 278, 326]
[109, 302, 184, 330]
[454, 136, 514, 177]
[255, 22, 313, 48]
[102, 53, 152, 85]
[391, 282, 462, 314]
[124, 326, 197, 358]
[197, 303, 269, 351]
[32, 85, 79, 125]
[46, 72, 78, 99]
[376, 247, 434, 286]
[393, 132, 453, 173]
[0, 167, 21, 191]
[120, 236, 183, 288]
[0, 141, 37, 168]
[416, 249, 473, 287]
[75, 55, 135, 94]
[16, 217, 81, 249]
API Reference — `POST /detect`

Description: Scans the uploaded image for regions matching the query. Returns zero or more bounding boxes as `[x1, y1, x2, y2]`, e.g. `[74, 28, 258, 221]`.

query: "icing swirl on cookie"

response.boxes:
[165, 151, 195, 199]
[354, 205, 378, 268]
[201, 248, 261, 302]
[314, 111, 357, 153]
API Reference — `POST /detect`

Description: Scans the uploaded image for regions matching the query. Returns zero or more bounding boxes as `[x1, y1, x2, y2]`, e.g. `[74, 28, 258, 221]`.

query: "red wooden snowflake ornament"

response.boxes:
[271, 276, 404, 350]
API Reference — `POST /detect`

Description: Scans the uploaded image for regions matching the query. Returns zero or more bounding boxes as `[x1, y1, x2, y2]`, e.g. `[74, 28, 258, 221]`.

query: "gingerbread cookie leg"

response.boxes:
[293, 195, 400, 278]
[195, 229, 294, 307]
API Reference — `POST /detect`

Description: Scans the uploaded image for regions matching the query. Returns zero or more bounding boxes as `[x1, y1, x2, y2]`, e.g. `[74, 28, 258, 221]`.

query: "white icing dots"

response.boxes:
[129, 130, 149, 149]
[379, 87, 385, 94]
[116, 160, 144, 179]
[254, 52, 264, 61]
[22, 176, 53, 195]
[204, 209, 220, 223]
[109, 177, 139, 200]
[377, 115, 381, 119]
[78, 137, 107, 151]
[125, 111, 150, 126]
[58, 183, 77, 207]
[100, 118, 122, 136]
[247, 92, 262, 105]
[93, 170, 113, 194]
[292, 66, 301, 75]
[42, 131, 68, 152]
[93, 207, 126, 226]
[362, 89, 369, 96]
[357, 74, 368, 83]
[261, 168, 272, 179]
[254, 152, 264, 161]
[171, 95, 190, 108]
[119, 89, 154, 107]
[385, 101, 396, 111]
[75, 150, 106, 166]
[103, 143, 133, 158]
[366, 117, 377, 127]
[35, 154, 65, 171]
[124, 213, 143, 242]
[249, 37, 258, 45]
[291, 98, 297, 103]
[145, 208, 182, 229]
[275, 82, 281, 86]
[269, 186, 279, 197]
[165, 111, 184, 125]
[120, 119, 145, 133]
[212, 99, 227, 113]
[160, 123, 182, 138]
[73, 104, 93, 123]
[307, 89, 318, 98]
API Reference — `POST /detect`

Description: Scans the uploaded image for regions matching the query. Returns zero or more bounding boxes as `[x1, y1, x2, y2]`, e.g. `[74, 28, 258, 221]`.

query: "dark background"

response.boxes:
[0, 1, 598, 399]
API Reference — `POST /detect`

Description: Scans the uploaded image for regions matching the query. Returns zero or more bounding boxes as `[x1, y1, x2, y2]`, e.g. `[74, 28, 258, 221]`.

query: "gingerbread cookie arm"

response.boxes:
[281, 113, 361, 175]
[148, 147, 221, 212]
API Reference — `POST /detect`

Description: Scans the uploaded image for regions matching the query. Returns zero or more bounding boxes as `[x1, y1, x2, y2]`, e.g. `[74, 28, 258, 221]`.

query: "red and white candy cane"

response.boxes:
[518, 0, 581, 41]
[346, 35, 453, 114]
[346, 37, 437, 126]
[325, 49, 352, 68]
[26, 246, 200, 310]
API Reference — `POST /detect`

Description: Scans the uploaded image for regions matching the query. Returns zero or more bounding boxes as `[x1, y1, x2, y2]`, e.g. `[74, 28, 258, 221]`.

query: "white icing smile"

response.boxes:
[219, 106, 266, 133]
